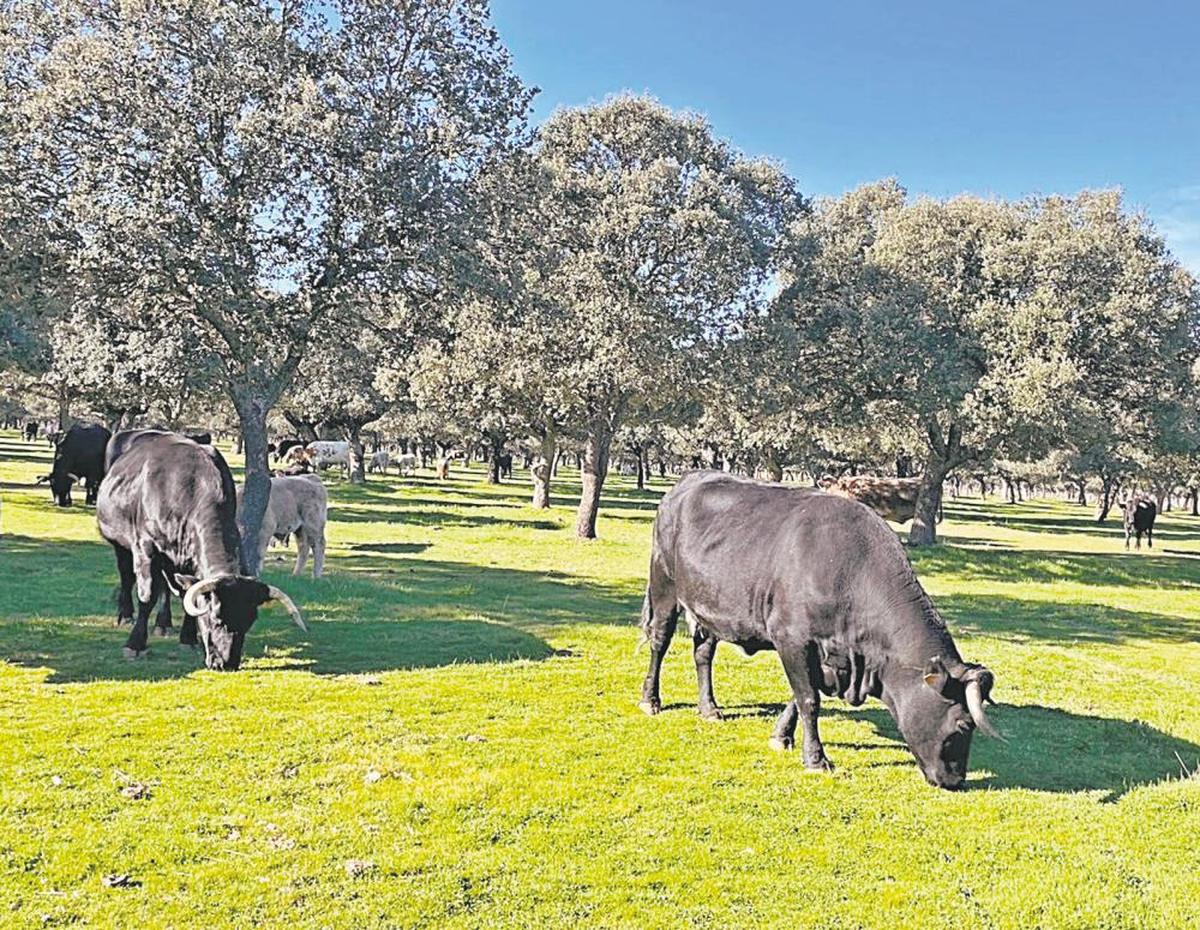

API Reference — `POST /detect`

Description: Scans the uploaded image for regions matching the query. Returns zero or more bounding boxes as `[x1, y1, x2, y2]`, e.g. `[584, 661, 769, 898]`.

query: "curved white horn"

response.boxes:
[183, 577, 223, 616]
[965, 679, 1001, 739]
[266, 585, 307, 631]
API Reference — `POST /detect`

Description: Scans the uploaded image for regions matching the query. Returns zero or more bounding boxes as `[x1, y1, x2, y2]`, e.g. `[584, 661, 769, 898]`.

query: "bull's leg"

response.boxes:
[769, 700, 799, 751]
[112, 544, 135, 626]
[777, 641, 834, 771]
[154, 589, 173, 636]
[123, 552, 162, 659]
[1147, 525, 1153, 548]
[85, 477, 99, 506]
[293, 528, 310, 577]
[693, 630, 722, 720]
[179, 612, 199, 648]
[638, 573, 679, 716]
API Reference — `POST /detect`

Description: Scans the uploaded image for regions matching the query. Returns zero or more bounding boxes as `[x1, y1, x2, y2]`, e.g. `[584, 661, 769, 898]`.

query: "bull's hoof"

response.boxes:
[154, 626, 171, 638]
[638, 699, 662, 716]
[768, 736, 794, 752]
[699, 706, 724, 722]
[122, 647, 148, 661]
[804, 755, 835, 773]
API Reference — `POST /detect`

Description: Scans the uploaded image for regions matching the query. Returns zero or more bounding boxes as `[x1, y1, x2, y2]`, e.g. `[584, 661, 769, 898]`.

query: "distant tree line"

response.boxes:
[2, 0, 1197, 545]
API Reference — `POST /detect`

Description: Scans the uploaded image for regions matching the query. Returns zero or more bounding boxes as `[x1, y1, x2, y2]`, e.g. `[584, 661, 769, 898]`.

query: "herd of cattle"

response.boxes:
[7, 420, 1166, 787]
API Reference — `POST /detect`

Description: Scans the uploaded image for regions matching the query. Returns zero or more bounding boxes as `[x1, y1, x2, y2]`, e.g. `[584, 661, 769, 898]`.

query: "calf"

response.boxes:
[1122, 495, 1157, 549]
[97, 429, 305, 669]
[395, 452, 418, 476]
[366, 450, 390, 475]
[240, 474, 328, 578]
[640, 472, 998, 789]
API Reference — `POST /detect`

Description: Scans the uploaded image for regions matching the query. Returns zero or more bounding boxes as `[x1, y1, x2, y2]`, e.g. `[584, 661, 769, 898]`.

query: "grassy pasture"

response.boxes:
[1, 429, 1199, 929]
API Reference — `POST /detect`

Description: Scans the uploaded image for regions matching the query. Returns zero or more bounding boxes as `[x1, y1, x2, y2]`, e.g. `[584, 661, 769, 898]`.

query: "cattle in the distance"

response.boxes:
[820, 474, 921, 524]
[97, 429, 305, 669]
[366, 450, 390, 475]
[639, 471, 999, 790]
[394, 452, 418, 476]
[23, 420, 38, 441]
[274, 438, 305, 463]
[497, 452, 514, 480]
[1121, 495, 1157, 549]
[305, 440, 351, 477]
[37, 422, 112, 506]
[240, 474, 328, 578]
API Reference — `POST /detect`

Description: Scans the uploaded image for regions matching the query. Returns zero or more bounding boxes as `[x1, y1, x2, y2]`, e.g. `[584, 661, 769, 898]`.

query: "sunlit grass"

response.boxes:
[2, 430, 1199, 928]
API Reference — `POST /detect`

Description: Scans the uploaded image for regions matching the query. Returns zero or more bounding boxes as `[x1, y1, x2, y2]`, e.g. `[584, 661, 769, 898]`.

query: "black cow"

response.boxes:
[97, 429, 306, 669]
[23, 420, 38, 441]
[639, 472, 999, 790]
[275, 438, 304, 463]
[498, 453, 514, 480]
[1122, 495, 1157, 550]
[37, 422, 111, 506]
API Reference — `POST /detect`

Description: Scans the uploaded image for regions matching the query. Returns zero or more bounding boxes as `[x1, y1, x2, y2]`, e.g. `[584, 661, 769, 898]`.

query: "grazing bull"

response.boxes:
[23, 420, 38, 441]
[239, 473, 328, 578]
[640, 472, 998, 790]
[37, 422, 112, 506]
[497, 452, 514, 480]
[1122, 495, 1157, 550]
[97, 429, 305, 669]
[821, 474, 921, 524]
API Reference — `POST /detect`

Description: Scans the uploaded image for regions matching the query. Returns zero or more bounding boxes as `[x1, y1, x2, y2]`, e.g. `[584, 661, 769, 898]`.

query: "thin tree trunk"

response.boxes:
[634, 443, 646, 490]
[575, 425, 612, 539]
[487, 434, 505, 484]
[532, 429, 555, 509]
[764, 447, 783, 483]
[235, 396, 272, 576]
[345, 426, 365, 483]
[1095, 476, 1119, 522]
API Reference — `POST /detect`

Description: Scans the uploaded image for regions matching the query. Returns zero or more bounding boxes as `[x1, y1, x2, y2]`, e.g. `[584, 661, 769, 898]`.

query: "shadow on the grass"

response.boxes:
[837, 704, 1198, 801]
[0, 533, 638, 684]
[674, 697, 1197, 800]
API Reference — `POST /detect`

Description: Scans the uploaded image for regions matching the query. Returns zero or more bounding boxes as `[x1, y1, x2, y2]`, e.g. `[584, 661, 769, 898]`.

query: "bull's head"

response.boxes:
[37, 471, 74, 506]
[891, 656, 998, 790]
[176, 574, 306, 671]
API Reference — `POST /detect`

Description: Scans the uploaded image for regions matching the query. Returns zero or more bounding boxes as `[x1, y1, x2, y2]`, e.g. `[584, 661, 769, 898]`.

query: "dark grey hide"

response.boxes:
[639, 471, 998, 790]
[97, 429, 279, 670]
[38, 422, 111, 506]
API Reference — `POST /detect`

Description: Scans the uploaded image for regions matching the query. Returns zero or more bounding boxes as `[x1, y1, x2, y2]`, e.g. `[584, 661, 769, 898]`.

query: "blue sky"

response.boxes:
[491, 0, 1200, 271]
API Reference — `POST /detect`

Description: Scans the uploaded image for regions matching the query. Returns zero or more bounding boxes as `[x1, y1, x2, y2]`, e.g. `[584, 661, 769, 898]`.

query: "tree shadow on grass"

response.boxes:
[0, 533, 638, 684]
[910, 544, 1200, 591]
[836, 704, 1199, 801]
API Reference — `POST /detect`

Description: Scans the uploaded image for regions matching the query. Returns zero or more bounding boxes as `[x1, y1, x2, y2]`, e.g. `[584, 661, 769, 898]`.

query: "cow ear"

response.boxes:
[171, 573, 197, 597]
[922, 656, 950, 693]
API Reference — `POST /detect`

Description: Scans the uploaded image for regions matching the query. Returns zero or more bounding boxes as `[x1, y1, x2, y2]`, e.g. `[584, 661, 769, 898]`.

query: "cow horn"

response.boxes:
[183, 576, 224, 616]
[965, 678, 1001, 738]
[265, 585, 307, 631]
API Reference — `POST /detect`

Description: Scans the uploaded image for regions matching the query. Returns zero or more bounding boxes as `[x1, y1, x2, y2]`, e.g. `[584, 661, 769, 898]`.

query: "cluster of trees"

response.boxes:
[2, 0, 1197, 547]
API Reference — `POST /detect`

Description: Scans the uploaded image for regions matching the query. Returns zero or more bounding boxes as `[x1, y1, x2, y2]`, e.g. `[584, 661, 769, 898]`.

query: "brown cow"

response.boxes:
[820, 475, 921, 524]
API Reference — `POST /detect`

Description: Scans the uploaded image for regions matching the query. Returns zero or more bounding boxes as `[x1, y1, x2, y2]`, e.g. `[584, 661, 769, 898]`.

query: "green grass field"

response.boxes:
[2, 430, 1199, 929]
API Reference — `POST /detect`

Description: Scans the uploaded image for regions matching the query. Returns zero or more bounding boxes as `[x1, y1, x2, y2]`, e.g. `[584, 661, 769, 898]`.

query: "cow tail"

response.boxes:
[635, 586, 653, 653]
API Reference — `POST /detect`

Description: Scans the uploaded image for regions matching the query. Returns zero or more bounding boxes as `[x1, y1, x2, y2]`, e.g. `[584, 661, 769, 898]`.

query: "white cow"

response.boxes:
[240, 474, 329, 578]
[366, 450, 390, 474]
[306, 440, 351, 477]
[394, 452, 418, 476]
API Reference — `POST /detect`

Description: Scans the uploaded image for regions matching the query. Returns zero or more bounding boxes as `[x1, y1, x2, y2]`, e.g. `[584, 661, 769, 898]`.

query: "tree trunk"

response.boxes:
[634, 443, 646, 490]
[1095, 476, 1119, 522]
[575, 425, 612, 539]
[532, 429, 555, 509]
[346, 426, 365, 483]
[1075, 479, 1087, 506]
[764, 447, 783, 483]
[1191, 487, 1198, 517]
[234, 396, 272, 576]
[487, 434, 505, 484]
[909, 462, 948, 546]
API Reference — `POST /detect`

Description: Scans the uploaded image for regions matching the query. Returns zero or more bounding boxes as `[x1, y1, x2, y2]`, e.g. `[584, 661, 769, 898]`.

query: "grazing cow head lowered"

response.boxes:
[37, 469, 75, 506]
[893, 657, 998, 788]
[177, 574, 306, 671]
